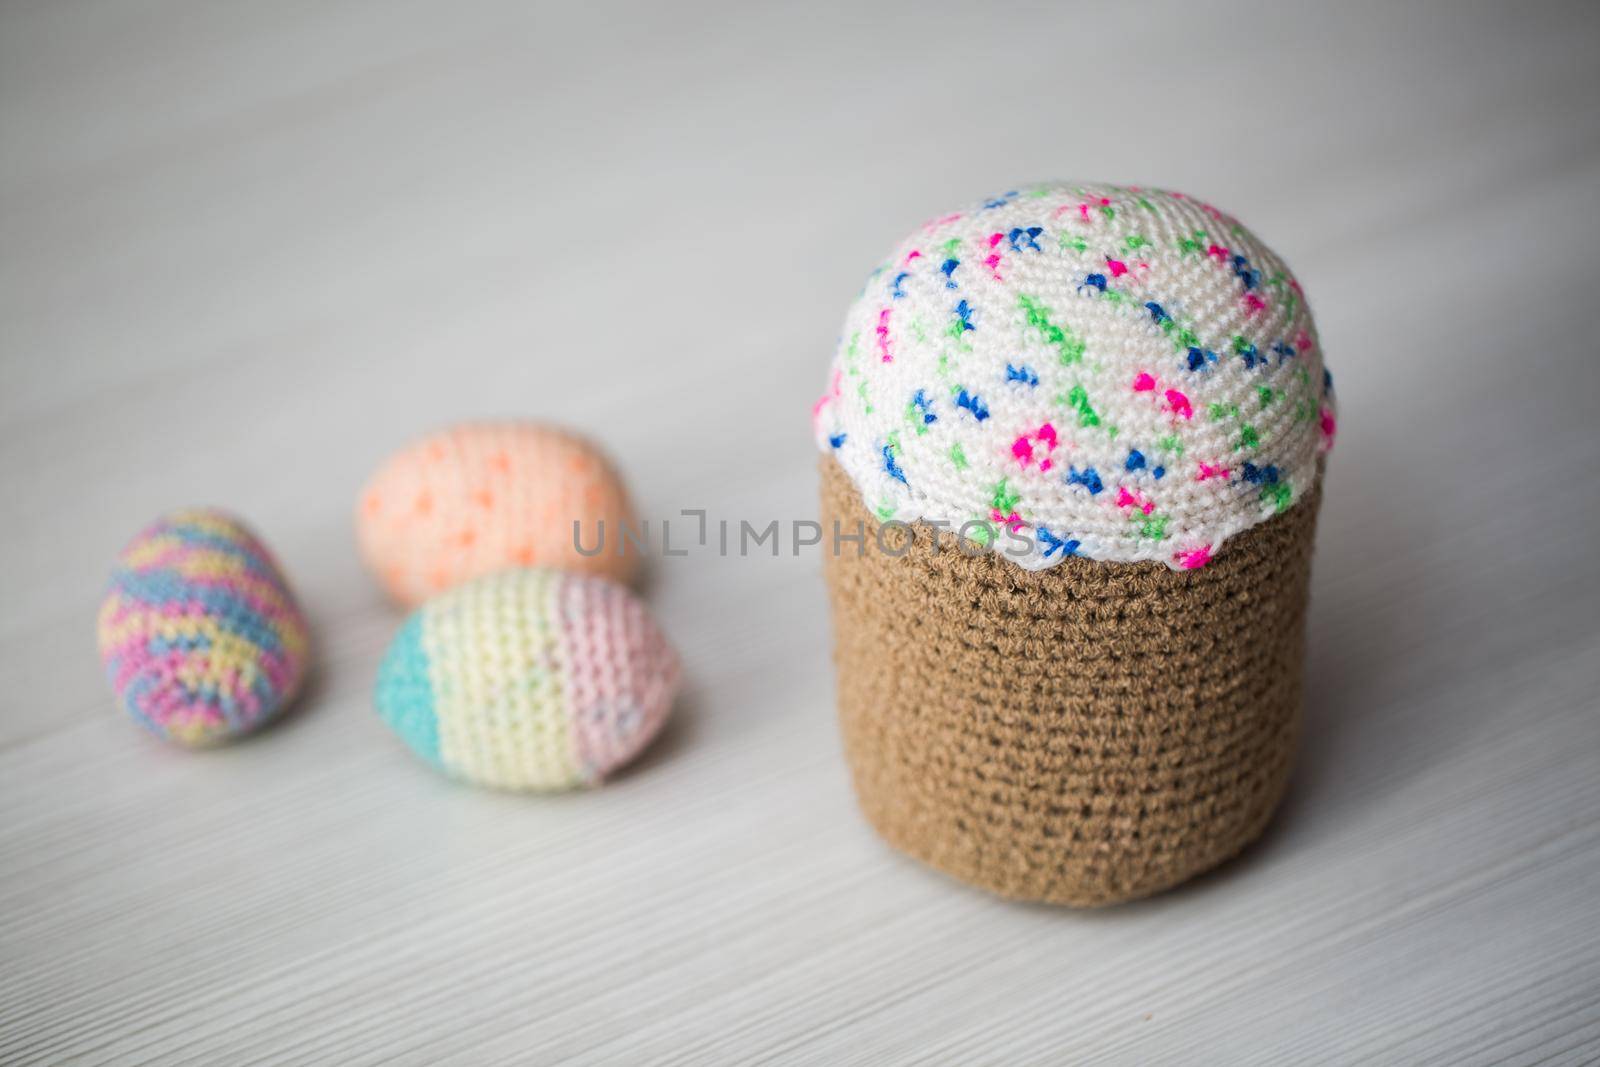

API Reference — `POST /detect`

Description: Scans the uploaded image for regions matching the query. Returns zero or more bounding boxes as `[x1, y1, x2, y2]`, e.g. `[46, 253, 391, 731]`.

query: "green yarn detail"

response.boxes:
[1066, 385, 1100, 428]
[1261, 482, 1292, 513]
[991, 478, 1020, 514]
[1018, 294, 1086, 366]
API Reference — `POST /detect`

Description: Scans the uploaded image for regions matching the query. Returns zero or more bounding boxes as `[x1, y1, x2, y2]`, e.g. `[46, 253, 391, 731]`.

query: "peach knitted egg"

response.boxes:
[357, 422, 638, 607]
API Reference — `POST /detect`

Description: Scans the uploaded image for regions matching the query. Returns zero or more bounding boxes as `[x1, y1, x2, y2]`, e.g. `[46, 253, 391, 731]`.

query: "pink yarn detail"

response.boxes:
[560, 574, 680, 785]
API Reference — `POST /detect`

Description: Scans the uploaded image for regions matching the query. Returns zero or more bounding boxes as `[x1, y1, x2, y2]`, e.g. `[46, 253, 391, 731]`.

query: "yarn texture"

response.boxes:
[358, 421, 638, 607]
[821, 456, 1319, 905]
[375, 568, 679, 791]
[812, 181, 1335, 571]
[97, 509, 310, 747]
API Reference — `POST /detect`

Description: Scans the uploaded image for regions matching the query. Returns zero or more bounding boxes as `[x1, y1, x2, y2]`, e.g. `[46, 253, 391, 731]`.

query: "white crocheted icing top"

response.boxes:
[812, 181, 1336, 571]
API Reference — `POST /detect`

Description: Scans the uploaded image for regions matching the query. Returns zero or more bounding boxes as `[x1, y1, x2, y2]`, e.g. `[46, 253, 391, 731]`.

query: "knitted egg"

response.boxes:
[814, 181, 1336, 906]
[97, 509, 311, 747]
[375, 568, 679, 791]
[357, 422, 639, 607]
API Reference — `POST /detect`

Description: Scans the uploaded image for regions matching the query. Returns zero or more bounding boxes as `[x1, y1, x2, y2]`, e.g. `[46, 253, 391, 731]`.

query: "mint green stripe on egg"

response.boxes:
[375, 611, 441, 768]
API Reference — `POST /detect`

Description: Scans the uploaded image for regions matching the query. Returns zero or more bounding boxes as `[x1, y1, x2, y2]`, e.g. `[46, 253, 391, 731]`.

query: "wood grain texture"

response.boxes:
[2, 1, 1597, 1063]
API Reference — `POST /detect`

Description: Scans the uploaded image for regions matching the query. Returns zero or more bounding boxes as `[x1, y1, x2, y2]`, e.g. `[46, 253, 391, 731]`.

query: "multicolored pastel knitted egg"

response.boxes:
[357, 421, 639, 607]
[97, 509, 311, 747]
[375, 568, 679, 791]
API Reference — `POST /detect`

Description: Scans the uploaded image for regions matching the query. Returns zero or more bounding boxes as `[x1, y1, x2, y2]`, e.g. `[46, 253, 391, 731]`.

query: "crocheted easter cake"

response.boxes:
[814, 181, 1335, 906]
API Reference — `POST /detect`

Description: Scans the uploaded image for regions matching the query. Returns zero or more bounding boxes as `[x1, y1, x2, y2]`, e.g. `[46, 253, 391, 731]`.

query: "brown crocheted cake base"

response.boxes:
[820, 457, 1321, 906]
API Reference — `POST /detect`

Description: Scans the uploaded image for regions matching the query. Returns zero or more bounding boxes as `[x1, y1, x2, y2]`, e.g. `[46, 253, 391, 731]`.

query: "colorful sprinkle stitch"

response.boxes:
[812, 181, 1334, 570]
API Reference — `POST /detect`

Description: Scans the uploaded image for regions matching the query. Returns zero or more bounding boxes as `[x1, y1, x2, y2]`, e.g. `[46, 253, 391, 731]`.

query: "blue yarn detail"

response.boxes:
[1241, 462, 1281, 485]
[1125, 449, 1146, 472]
[882, 444, 908, 484]
[940, 259, 959, 288]
[890, 271, 909, 298]
[1007, 226, 1043, 251]
[1037, 527, 1080, 559]
[828, 433, 847, 449]
[954, 389, 989, 421]
[164, 524, 278, 579]
[147, 632, 213, 655]
[1232, 253, 1260, 290]
[1005, 363, 1039, 387]
[375, 613, 441, 768]
[1066, 466, 1103, 495]
[114, 569, 285, 655]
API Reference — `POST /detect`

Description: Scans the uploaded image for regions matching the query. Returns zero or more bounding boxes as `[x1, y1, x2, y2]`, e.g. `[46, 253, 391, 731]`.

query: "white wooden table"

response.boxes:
[3, 2, 1598, 1063]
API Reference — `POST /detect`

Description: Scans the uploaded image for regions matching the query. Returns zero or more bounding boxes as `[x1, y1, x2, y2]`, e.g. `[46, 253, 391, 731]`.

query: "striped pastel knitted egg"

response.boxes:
[97, 510, 310, 747]
[358, 421, 638, 607]
[375, 568, 679, 791]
